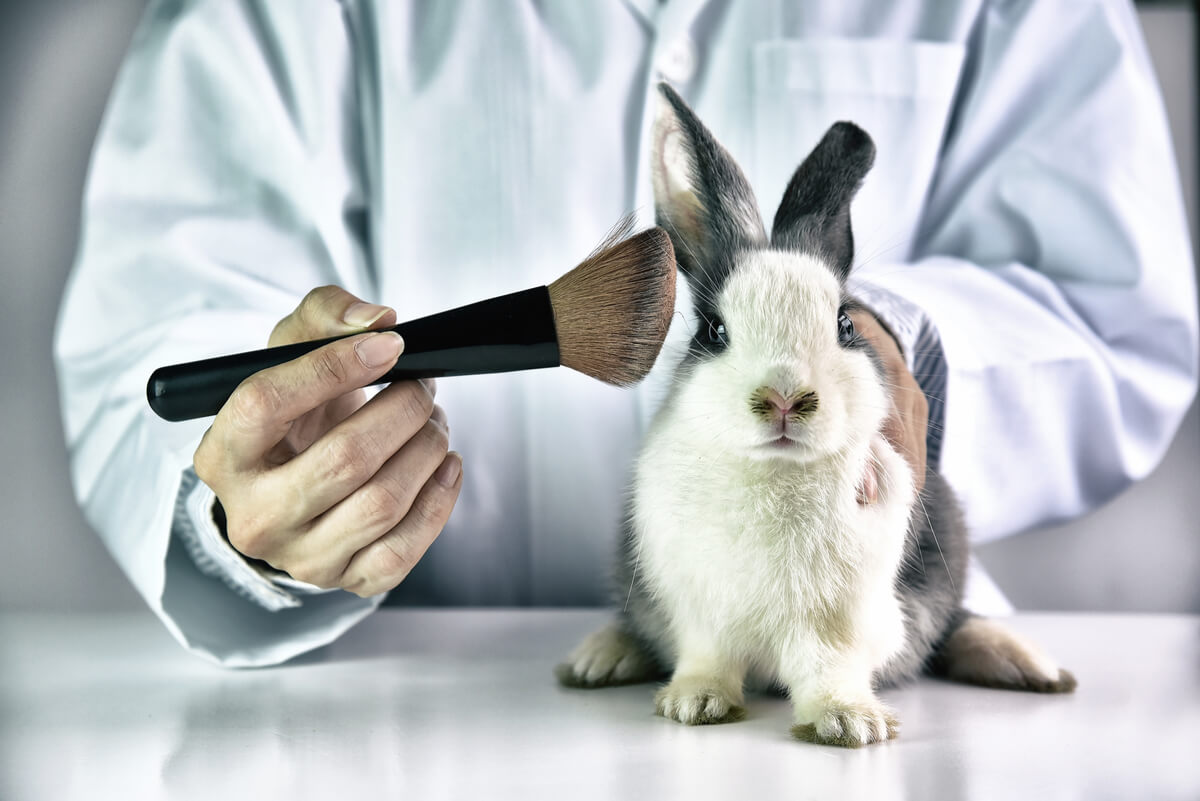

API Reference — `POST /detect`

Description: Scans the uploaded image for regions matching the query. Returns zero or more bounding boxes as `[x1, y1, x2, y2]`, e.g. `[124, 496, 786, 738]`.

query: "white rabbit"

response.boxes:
[556, 83, 1075, 748]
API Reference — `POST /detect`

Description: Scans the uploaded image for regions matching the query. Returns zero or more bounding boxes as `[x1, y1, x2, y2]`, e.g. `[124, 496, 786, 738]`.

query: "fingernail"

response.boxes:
[344, 302, 392, 329]
[434, 452, 462, 488]
[354, 332, 404, 368]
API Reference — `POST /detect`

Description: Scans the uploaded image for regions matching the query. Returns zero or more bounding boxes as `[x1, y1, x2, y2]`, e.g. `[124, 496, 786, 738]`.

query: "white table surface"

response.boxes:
[2, 609, 1197, 800]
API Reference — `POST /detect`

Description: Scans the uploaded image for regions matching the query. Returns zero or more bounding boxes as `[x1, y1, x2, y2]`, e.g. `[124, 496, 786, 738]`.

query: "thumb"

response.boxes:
[270, 285, 397, 347]
[856, 458, 879, 505]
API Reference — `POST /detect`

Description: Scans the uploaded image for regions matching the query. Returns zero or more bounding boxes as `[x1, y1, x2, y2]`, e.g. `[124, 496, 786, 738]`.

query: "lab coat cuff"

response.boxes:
[963, 555, 1016, 616]
[173, 468, 317, 611]
[848, 279, 924, 370]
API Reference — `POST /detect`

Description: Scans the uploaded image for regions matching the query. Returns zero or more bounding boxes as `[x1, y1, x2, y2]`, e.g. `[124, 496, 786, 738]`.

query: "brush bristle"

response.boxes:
[548, 221, 677, 387]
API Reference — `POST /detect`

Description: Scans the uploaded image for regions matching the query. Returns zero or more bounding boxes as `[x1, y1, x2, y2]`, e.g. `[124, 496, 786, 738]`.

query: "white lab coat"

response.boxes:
[55, 0, 1197, 666]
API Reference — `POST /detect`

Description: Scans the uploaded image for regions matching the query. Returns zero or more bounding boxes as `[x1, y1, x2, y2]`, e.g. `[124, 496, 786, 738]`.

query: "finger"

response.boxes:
[882, 413, 913, 472]
[341, 452, 463, 597]
[909, 396, 928, 493]
[430, 402, 448, 430]
[305, 374, 434, 449]
[883, 411, 926, 495]
[277, 388, 370, 459]
[226, 380, 434, 562]
[264, 378, 436, 524]
[281, 416, 451, 585]
[213, 331, 405, 471]
[270, 285, 397, 346]
[849, 307, 929, 492]
[895, 390, 928, 493]
[856, 459, 879, 505]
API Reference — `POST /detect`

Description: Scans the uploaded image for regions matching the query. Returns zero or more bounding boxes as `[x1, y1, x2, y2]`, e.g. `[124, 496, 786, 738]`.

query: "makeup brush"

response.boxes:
[146, 221, 676, 422]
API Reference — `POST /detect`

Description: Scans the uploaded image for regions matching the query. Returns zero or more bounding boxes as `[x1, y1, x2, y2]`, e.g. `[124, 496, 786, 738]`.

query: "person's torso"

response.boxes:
[341, 0, 981, 605]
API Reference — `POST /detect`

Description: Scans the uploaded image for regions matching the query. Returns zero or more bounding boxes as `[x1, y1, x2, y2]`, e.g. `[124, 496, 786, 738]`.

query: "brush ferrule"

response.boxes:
[380, 285, 561, 381]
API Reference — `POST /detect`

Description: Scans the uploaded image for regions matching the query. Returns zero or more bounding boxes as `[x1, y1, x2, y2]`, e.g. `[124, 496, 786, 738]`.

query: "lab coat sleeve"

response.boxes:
[53, 0, 385, 666]
[857, 0, 1198, 543]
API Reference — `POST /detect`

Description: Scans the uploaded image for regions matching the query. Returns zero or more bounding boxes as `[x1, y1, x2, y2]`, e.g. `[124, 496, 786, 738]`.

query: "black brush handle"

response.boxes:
[147, 286, 559, 422]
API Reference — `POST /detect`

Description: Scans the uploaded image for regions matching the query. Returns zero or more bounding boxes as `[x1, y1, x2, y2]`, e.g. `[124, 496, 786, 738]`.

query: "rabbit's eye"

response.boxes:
[706, 317, 729, 348]
[837, 311, 856, 346]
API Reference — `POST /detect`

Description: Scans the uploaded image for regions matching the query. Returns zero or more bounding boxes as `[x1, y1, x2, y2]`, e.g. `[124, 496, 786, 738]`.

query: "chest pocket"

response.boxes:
[750, 38, 965, 265]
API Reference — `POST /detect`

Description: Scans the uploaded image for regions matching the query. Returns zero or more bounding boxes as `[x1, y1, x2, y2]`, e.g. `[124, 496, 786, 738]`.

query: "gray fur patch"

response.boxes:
[771, 122, 876, 280]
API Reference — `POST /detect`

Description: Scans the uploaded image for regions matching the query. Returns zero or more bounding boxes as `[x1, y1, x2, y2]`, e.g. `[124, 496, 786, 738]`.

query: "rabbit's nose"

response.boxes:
[761, 388, 791, 413]
[750, 387, 819, 419]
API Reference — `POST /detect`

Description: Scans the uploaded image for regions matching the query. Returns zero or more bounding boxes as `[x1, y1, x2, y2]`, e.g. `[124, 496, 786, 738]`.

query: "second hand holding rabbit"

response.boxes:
[848, 308, 927, 505]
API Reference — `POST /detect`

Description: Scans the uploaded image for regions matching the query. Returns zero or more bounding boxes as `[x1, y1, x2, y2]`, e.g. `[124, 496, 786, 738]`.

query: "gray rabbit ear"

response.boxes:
[652, 83, 766, 287]
[770, 122, 875, 281]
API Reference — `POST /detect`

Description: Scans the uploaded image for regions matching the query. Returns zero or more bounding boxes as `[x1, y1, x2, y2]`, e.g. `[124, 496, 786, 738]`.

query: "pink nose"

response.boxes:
[762, 387, 792, 413]
[751, 387, 819, 420]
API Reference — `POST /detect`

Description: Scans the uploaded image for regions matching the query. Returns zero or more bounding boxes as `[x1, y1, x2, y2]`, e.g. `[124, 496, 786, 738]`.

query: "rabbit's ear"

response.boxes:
[652, 83, 766, 289]
[770, 122, 875, 281]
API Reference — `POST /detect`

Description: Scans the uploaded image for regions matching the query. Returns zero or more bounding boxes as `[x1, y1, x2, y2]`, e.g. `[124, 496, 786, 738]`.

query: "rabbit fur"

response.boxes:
[556, 83, 1075, 747]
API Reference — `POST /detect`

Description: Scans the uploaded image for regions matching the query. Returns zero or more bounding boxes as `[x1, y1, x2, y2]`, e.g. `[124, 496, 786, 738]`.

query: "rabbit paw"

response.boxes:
[555, 624, 660, 688]
[791, 700, 898, 748]
[933, 616, 1076, 693]
[654, 676, 746, 725]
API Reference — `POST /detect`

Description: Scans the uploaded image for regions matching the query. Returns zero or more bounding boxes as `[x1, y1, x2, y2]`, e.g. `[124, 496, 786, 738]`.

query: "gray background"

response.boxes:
[1, 1, 1196, 613]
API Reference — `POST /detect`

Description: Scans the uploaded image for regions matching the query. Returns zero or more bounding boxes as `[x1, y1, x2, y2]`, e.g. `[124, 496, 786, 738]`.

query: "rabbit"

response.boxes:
[555, 83, 1076, 748]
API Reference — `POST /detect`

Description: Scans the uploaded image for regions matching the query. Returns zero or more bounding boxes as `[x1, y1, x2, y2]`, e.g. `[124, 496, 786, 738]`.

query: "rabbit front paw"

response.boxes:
[654, 676, 746, 725]
[790, 699, 898, 747]
[555, 624, 660, 688]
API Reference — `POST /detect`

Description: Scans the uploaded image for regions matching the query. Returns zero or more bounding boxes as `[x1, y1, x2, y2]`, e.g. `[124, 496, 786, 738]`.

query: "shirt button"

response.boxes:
[657, 36, 698, 84]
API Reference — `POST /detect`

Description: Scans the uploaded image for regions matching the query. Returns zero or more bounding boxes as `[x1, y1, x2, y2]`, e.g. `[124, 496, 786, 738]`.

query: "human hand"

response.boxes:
[193, 286, 463, 597]
[849, 308, 927, 504]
